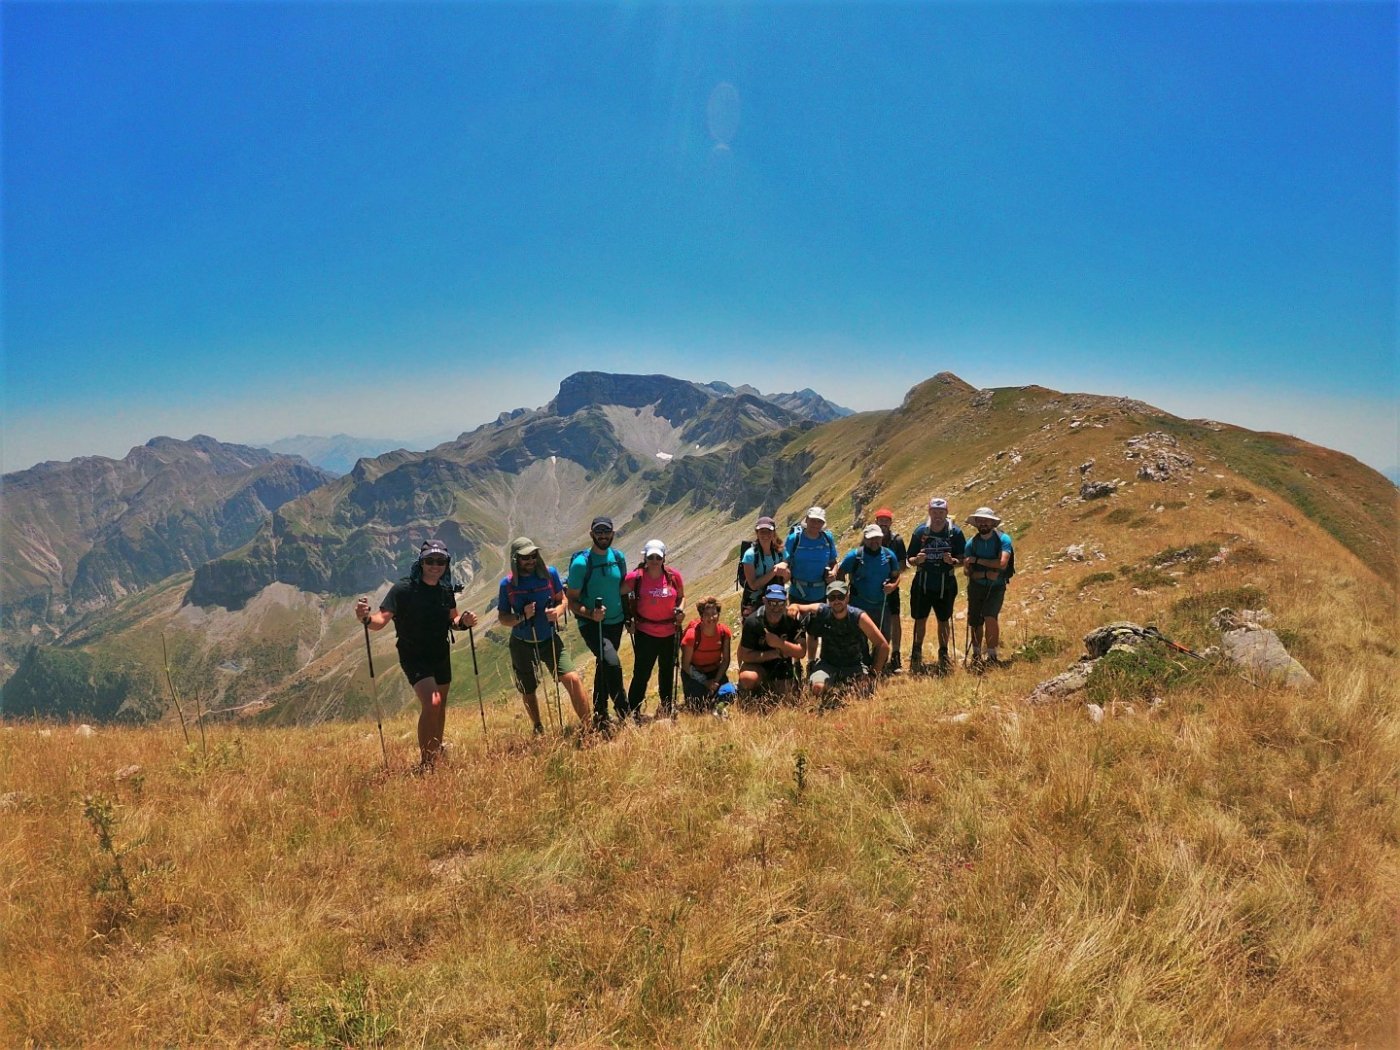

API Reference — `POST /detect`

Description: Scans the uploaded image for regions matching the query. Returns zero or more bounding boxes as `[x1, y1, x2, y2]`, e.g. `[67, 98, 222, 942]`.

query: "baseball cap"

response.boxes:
[510, 537, 539, 557]
[642, 539, 667, 559]
[805, 506, 827, 522]
[763, 584, 788, 601]
[928, 497, 948, 510]
[826, 579, 850, 597]
[863, 523, 883, 540]
[755, 515, 777, 531]
[874, 507, 894, 520]
[419, 540, 450, 560]
[590, 516, 614, 531]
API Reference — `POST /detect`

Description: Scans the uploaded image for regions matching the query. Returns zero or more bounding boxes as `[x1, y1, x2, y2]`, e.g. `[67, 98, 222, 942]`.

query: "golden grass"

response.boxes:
[3, 567, 1397, 1047]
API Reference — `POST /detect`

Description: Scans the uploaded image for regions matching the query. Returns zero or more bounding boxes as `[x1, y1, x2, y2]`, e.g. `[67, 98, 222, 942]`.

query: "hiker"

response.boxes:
[739, 515, 789, 619]
[736, 584, 807, 699]
[680, 595, 733, 707]
[622, 539, 685, 720]
[834, 523, 901, 668]
[355, 539, 478, 771]
[872, 508, 908, 673]
[791, 579, 889, 698]
[963, 506, 1014, 668]
[783, 506, 838, 670]
[566, 516, 628, 732]
[496, 537, 592, 735]
[908, 497, 967, 674]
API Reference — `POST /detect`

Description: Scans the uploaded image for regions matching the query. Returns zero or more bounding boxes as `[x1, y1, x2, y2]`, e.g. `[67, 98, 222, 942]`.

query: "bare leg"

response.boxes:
[560, 672, 592, 726]
[412, 677, 450, 767]
[520, 690, 543, 732]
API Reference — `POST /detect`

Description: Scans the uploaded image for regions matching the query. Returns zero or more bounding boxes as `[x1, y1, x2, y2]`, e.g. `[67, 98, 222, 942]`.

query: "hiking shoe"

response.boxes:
[532, 722, 545, 736]
[889, 653, 902, 673]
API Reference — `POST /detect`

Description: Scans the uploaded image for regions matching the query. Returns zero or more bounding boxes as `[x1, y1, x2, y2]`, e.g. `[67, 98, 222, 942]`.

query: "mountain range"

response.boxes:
[1, 371, 1392, 723]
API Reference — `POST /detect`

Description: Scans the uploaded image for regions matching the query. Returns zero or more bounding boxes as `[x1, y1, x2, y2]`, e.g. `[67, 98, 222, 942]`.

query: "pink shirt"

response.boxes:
[623, 567, 684, 638]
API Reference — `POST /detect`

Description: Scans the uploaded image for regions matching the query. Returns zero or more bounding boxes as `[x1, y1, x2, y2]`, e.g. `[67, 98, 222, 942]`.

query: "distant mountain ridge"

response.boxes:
[260, 434, 414, 476]
[1, 436, 331, 642]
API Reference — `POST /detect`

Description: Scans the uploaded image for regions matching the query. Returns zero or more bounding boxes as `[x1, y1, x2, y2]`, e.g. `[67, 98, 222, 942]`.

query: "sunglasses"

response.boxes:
[645, 554, 663, 561]
[828, 593, 848, 602]
[422, 557, 448, 567]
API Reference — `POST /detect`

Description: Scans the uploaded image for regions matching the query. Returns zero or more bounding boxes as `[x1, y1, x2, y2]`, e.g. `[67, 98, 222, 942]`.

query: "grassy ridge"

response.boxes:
[3, 574, 1396, 1046]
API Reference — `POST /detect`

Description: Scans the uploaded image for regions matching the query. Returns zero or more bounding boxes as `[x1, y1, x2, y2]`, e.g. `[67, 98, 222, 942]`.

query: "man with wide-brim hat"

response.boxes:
[963, 507, 1014, 669]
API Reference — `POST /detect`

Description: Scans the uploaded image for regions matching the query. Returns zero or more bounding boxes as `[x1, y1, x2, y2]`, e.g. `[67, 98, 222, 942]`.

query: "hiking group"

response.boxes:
[355, 500, 1014, 751]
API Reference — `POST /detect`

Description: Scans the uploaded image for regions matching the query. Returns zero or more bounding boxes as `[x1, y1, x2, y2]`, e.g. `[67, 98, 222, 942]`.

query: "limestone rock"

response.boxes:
[1027, 660, 1095, 703]
[1080, 479, 1118, 501]
[1221, 627, 1314, 688]
[1078, 459, 1095, 475]
[1083, 622, 1153, 659]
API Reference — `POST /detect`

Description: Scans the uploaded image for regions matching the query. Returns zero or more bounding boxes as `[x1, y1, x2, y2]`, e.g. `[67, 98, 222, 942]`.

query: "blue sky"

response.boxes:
[4, 2, 1395, 474]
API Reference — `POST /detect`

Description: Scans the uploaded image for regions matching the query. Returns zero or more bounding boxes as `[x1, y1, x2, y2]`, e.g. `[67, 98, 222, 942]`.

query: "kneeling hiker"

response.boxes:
[736, 585, 806, 699]
[908, 497, 966, 674]
[355, 540, 479, 771]
[964, 506, 1014, 668]
[791, 579, 888, 698]
[622, 539, 684, 719]
[680, 595, 733, 707]
[497, 537, 592, 735]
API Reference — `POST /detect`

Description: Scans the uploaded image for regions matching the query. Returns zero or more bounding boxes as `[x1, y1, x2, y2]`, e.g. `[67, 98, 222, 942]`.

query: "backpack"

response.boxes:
[626, 563, 682, 626]
[852, 545, 898, 581]
[504, 567, 563, 616]
[737, 540, 783, 597]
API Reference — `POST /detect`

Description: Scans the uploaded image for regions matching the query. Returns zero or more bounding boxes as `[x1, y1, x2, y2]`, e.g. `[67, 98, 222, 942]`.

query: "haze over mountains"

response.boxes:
[1, 370, 1392, 724]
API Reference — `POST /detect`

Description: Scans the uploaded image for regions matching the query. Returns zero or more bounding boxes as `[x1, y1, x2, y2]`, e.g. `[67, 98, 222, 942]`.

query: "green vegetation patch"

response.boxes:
[1011, 634, 1069, 663]
[1103, 508, 1134, 525]
[1084, 644, 1224, 704]
[1077, 572, 1117, 590]
[1169, 585, 1268, 634]
[1126, 568, 1177, 590]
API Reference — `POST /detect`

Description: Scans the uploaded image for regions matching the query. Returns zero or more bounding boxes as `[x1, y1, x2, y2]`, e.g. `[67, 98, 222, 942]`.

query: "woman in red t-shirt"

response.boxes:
[622, 539, 685, 719]
[681, 595, 732, 707]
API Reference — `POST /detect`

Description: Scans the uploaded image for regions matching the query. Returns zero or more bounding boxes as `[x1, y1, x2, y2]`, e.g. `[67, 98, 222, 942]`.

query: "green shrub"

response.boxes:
[1077, 572, 1116, 590]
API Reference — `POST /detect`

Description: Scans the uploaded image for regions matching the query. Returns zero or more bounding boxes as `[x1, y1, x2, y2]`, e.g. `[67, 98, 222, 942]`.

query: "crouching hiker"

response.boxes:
[791, 579, 888, 702]
[964, 507, 1015, 668]
[355, 539, 478, 772]
[497, 537, 592, 735]
[736, 585, 806, 701]
[680, 595, 733, 708]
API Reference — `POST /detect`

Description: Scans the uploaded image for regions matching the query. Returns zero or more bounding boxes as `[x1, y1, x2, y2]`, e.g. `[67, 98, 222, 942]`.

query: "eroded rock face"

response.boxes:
[1028, 660, 1095, 703]
[1083, 622, 1156, 659]
[1124, 432, 1195, 481]
[1080, 479, 1118, 501]
[1221, 626, 1315, 688]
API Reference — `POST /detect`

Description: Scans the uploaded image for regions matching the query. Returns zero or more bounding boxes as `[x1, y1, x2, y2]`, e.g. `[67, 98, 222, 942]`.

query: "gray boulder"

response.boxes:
[1221, 626, 1315, 688]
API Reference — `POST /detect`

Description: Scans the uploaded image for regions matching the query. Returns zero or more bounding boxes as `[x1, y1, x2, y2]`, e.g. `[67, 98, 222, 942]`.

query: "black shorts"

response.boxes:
[401, 656, 452, 687]
[885, 588, 901, 615]
[966, 581, 1007, 625]
[910, 573, 958, 622]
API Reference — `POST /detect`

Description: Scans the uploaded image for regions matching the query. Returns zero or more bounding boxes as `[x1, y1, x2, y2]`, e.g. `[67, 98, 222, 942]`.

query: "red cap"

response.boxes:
[874, 507, 894, 520]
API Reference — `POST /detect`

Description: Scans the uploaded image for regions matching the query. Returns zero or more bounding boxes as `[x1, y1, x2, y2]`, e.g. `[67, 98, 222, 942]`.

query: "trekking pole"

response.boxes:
[672, 620, 682, 717]
[528, 618, 560, 734]
[467, 626, 488, 738]
[160, 633, 191, 747]
[362, 621, 389, 771]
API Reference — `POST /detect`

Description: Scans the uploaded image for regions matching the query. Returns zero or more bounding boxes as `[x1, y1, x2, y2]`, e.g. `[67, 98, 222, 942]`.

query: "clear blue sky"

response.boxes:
[4, 2, 1395, 473]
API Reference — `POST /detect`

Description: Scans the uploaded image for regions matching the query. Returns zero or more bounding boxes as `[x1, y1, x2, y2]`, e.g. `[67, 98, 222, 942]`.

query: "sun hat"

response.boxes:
[968, 506, 1002, 525]
[510, 537, 540, 557]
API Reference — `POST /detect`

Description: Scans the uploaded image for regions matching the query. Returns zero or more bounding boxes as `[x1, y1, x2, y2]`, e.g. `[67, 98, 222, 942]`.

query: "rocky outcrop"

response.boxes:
[1220, 625, 1315, 688]
[1125, 432, 1195, 481]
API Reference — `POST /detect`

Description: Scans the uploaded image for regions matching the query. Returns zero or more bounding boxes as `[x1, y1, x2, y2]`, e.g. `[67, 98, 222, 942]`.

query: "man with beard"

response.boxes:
[567, 516, 628, 732]
[834, 523, 901, 668]
[963, 507, 1014, 669]
[736, 585, 807, 700]
[791, 580, 889, 700]
[908, 497, 966, 675]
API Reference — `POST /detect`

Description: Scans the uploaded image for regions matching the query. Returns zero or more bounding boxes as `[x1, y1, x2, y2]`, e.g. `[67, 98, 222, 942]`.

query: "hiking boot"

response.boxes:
[909, 656, 924, 676]
[889, 652, 902, 674]
[532, 722, 545, 736]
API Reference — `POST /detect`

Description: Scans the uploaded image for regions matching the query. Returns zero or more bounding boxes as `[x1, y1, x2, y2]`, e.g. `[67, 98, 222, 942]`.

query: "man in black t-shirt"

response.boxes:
[355, 539, 478, 771]
[736, 585, 806, 699]
[791, 580, 889, 699]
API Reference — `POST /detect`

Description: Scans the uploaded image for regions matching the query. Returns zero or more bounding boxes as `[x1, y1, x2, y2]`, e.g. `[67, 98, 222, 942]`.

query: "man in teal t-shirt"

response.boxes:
[567, 516, 628, 729]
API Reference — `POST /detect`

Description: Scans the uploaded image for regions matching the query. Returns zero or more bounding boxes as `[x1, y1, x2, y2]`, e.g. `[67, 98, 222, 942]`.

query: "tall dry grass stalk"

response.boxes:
[2, 567, 1396, 1046]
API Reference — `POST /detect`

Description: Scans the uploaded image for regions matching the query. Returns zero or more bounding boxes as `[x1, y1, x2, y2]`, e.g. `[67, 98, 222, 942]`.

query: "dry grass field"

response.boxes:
[3, 563, 1396, 1046]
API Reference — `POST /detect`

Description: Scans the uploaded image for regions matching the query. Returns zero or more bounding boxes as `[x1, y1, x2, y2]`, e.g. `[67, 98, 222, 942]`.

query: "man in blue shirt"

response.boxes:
[835, 523, 900, 667]
[963, 507, 1014, 669]
[567, 516, 628, 731]
[497, 537, 592, 736]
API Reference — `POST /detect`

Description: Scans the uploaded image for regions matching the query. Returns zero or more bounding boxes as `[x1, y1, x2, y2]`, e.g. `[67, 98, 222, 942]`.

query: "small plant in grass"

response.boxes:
[82, 793, 137, 923]
[793, 750, 808, 797]
[1076, 572, 1116, 590]
[1127, 568, 1177, 590]
[1104, 508, 1134, 525]
[1171, 585, 1268, 628]
[1011, 634, 1068, 663]
[288, 976, 396, 1047]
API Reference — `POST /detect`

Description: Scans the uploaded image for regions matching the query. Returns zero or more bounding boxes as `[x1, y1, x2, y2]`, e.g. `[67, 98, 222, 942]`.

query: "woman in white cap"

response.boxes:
[963, 507, 1014, 668]
[621, 539, 685, 720]
[355, 539, 479, 771]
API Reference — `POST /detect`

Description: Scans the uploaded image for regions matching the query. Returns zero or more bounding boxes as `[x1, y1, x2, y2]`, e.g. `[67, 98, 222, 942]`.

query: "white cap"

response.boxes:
[928, 497, 948, 510]
[863, 523, 884, 540]
[805, 506, 827, 522]
[642, 538, 667, 559]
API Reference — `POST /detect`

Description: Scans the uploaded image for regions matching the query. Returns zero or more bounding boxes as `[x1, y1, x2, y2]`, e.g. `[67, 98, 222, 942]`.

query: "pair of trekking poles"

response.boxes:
[362, 617, 490, 771]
